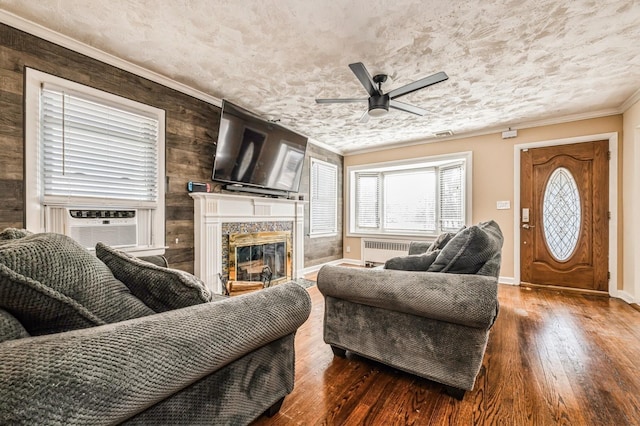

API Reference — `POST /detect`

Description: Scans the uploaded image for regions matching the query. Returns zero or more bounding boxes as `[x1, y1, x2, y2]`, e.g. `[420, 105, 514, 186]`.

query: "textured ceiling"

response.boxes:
[1, 0, 639, 153]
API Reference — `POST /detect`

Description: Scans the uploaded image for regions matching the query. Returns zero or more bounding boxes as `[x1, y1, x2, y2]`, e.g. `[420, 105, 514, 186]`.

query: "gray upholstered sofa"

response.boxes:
[0, 230, 311, 425]
[317, 220, 503, 399]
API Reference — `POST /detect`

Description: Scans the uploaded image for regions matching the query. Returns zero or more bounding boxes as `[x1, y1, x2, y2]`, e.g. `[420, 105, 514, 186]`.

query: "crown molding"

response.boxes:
[0, 10, 222, 107]
[620, 87, 640, 113]
[343, 108, 622, 156]
[308, 137, 344, 156]
[3, 9, 637, 156]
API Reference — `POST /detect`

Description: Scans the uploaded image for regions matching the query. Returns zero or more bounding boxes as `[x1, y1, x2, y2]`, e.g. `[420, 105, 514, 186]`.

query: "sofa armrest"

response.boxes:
[317, 265, 497, 329]
[0, 282, 311, 425]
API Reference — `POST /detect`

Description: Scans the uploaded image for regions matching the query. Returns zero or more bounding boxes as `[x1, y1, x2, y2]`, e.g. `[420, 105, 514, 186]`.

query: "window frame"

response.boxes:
[24, 68, 166, 255]
[347, 152, 472, 238]
[309, 157, 338, 238]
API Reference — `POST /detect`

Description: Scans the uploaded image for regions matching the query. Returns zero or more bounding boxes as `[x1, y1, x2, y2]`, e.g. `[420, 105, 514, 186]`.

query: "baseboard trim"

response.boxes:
[300, 258, 362, 276]
[616, 290, 636, 304]
[499, 276, 516, 285]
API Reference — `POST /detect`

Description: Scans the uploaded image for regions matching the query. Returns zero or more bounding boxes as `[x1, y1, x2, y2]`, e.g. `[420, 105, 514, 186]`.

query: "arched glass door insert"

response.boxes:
[542, 167, 581, 261]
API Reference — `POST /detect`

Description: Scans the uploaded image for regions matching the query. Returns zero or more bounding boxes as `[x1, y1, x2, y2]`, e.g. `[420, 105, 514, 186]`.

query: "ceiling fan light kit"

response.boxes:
[316, 62, 448, 121]
[368, 94, 389, 116]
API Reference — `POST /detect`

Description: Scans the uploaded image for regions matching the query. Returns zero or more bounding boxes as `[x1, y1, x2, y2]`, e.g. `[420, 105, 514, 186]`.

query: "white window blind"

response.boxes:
[439, 164, 465, 231]
[41, 85, 159, 202]
[355, 173, 380, 228]
[310, 158, 338, 236]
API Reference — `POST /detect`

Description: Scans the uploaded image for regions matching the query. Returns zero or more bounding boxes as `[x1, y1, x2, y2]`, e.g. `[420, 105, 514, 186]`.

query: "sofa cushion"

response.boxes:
[96, 242, 212, 312]
[427, 221, 503, 274]
[0, 308, 29, 343]
[384, 250, 439, 271]
[0, 233, 155, 335]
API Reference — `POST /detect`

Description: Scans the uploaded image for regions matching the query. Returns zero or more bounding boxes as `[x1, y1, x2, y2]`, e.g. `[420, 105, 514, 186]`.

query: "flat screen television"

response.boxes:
[212, 100, 308, 194]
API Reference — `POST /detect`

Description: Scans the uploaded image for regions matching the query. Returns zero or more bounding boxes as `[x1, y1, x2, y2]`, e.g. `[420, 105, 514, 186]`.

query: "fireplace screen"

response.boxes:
[228, 231, 292, 285]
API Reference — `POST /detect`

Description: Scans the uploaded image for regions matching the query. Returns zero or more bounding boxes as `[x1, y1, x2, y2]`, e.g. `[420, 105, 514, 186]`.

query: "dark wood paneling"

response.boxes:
[0, 23, 219, 270]
[0, 23, 343, 273]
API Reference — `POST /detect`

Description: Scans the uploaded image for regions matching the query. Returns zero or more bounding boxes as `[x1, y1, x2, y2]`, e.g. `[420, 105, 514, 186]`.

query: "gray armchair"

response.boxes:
[317, 221, 502, 399]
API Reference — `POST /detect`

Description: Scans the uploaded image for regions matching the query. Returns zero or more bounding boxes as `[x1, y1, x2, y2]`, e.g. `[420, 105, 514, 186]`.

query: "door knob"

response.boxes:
[522, 224, 535, 229]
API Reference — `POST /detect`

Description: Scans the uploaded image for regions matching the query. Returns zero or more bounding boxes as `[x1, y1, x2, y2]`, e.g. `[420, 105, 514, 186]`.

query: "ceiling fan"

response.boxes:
[316, 62, 448, 123]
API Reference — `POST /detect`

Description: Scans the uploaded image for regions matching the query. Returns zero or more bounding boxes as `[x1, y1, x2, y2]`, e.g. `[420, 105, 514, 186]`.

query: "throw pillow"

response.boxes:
[0, 228, 32, 244]
[96, 242, 212, 313]
[407, 241, 432, 256]
[426, 231, 458, 253]
[0, 233, 155, 335]
[0, 308, 30, 343]
[384, 251, 440, 271]
[427, 220, 503, 274]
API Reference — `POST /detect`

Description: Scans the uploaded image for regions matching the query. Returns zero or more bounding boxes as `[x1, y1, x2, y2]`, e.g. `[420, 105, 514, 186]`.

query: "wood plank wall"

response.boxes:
[0, 23, 344, 273]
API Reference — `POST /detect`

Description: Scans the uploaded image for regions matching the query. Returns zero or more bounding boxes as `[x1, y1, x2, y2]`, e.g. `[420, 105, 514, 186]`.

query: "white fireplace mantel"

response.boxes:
[190, 192, 305, 294]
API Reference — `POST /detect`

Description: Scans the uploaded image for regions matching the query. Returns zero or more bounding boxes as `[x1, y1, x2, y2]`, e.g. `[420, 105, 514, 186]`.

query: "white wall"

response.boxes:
[622, 100, 640, 303]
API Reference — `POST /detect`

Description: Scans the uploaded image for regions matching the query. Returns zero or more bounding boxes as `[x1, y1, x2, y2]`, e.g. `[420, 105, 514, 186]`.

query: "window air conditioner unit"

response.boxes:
[65, 209, 138, 250]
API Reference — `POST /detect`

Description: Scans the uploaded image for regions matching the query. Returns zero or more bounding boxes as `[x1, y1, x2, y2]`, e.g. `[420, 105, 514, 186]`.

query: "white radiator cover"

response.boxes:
[361, 239, 411, 264]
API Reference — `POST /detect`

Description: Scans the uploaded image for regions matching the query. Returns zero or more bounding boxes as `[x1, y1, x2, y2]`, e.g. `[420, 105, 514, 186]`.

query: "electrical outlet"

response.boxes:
[496, 201, 511, 210]
[346, 246, 351, 253]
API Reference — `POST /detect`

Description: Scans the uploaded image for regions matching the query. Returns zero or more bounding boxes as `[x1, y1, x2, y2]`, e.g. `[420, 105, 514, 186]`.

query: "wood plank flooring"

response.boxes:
[252, 283, 640, 425]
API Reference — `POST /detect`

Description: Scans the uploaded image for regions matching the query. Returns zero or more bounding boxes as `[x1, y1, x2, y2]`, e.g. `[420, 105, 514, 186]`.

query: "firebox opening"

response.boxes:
[229, 231, 292, 286]
[236, 242, 286, 282]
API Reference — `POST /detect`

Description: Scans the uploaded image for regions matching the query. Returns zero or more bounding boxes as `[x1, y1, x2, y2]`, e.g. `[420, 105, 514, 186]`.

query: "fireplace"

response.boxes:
[229, 231, 292, 285]
[190, 192, 305, 294]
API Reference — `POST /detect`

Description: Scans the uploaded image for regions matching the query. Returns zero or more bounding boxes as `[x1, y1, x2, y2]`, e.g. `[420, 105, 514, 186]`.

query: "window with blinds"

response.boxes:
[384, 169, 436, 232]
[355, 173, 379, 228]
[439, 163, 465, 231]
[350, 154, 469, 236]
[40, 85, 159, 203]
[24, 68, 166, 255]
[310, 158, 338, 236]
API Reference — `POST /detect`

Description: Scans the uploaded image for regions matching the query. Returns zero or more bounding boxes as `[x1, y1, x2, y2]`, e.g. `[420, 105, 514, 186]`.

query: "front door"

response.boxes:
[520, 141, 609, 291]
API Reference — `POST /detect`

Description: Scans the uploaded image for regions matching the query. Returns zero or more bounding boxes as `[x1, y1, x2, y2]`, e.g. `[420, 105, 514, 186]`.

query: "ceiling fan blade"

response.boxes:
[389, 100, 427, 116]
[358, 109, 370, 123]
[349, 62, 382, 96]
[315, 98, 368, 104]
[388, 71, 448, 99]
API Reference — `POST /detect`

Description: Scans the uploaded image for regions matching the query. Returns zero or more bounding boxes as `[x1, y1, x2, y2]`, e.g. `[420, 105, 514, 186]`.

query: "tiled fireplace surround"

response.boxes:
[190, 193, 305, 294]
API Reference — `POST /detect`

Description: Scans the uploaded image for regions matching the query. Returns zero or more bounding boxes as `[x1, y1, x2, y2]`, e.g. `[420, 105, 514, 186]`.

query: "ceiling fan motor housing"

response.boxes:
[368, 94, 390, 116]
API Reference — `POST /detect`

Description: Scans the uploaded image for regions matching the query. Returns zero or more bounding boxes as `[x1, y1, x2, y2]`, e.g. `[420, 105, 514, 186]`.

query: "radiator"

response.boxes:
[362, 239, 411, 265]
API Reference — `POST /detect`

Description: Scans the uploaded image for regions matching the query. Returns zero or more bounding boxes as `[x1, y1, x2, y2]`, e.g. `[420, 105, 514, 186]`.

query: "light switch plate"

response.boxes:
[496, 200, 511, 210]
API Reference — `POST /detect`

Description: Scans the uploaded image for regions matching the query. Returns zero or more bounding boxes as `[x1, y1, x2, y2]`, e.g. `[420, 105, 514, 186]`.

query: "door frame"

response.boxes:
[513, 132, 618, 296]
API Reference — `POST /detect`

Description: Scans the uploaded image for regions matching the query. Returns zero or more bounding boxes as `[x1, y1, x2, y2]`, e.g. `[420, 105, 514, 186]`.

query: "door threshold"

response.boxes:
[520, 282, 609, 297]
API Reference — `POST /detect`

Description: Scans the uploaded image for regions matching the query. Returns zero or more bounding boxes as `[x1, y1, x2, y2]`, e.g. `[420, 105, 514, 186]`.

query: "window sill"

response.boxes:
[346, 231, 437, 240]
[90, 245, 166, 257]
[309, 232, 338, 239]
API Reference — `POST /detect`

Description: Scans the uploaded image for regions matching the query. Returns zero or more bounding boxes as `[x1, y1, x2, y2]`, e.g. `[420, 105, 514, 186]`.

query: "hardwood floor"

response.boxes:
[252, 283, 640, 425]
